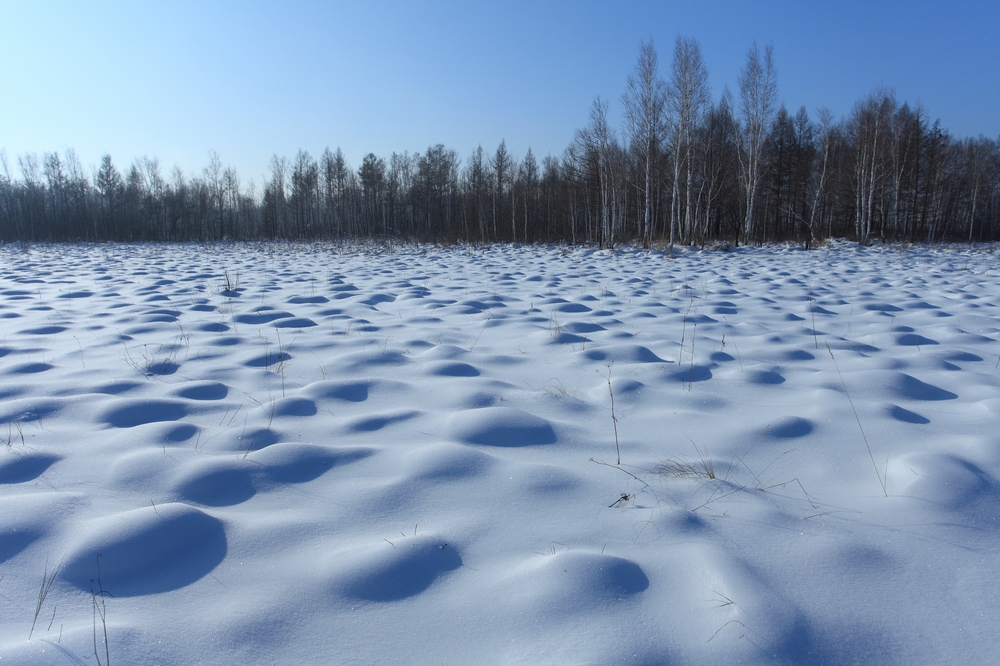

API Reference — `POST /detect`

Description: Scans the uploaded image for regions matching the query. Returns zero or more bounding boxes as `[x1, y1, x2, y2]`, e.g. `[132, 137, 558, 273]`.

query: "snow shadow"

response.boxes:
[61, 503, 227, 597]
[885, 404, 930, 425]
[888, 373, 958, 401]
[332, 536, 462, 602]
[0, 453, 61, 484]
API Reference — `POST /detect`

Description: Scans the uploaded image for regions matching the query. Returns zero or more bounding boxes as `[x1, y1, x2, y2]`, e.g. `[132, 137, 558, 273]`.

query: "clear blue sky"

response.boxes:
[2, 0, 997, 186]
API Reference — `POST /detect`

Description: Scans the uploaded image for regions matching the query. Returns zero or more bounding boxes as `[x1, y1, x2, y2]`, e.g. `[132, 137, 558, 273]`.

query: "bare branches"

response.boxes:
[736, 42, 778, 243]
[623, 39, 668, 248]
[668, 37, 711, 247]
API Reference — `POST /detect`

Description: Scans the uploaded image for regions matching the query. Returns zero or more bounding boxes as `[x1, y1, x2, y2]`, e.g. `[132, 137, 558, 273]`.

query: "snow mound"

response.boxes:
[0, 452, 61, 483]
[402, 442, 496, 481]
[446, 407, 557, 446]
[98, 398, 189, 428]
[583, 344, 666, 364]
[328, 534, 461, 601]
[61, 503, 226, 596]
[764, 416, 815, 439]
[173, 458, 256, 506]
[896, 453, 999, 511]
[173, 381, 229, 400]
[271, 396, 318, 417]
[249, 442, 374, 483]
[423, 360, 480, 377]
[508, 551, 649, 607]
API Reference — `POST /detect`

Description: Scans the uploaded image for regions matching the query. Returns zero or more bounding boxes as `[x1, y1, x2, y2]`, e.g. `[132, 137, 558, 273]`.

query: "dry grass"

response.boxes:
[651, 453, 716, 481]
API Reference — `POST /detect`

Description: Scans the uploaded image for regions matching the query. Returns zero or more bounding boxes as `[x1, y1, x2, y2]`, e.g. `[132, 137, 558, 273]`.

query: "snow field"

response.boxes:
[1, 241, 999, 664]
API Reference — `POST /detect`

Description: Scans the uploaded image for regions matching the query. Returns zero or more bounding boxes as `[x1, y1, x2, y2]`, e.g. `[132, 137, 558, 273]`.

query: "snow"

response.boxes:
[1, 241, 998, 664]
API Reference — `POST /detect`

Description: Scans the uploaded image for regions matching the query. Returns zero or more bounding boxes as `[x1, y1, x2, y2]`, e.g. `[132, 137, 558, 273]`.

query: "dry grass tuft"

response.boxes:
[652, 454, 716, 481]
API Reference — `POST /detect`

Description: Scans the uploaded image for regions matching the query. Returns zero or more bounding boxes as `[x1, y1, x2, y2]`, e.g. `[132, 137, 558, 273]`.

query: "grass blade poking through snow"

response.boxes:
[29, 554, 60, 640]
[91, 553, 112, 666]
[826, 342, 887, 497]
[809, 298, 818, 349]
[602, 362, 621, 465]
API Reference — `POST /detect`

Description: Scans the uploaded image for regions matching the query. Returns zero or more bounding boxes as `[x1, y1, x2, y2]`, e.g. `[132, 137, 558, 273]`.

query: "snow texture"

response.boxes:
[1, 240, 999, 664]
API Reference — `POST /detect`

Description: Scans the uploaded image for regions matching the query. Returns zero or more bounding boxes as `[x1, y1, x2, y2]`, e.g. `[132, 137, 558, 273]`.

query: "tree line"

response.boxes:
[2, 39, 999, 247]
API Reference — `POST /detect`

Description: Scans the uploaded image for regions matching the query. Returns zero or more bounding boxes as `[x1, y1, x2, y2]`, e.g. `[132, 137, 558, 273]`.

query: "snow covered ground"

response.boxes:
[1, 241, 998, 665]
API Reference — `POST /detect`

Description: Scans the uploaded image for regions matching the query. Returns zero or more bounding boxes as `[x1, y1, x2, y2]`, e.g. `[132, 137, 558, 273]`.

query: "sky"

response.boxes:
[2, 0, 998, 187]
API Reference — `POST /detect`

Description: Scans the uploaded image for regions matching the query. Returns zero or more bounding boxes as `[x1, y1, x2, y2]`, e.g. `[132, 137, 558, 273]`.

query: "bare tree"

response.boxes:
[0, 150, 11, 240]
[359, 153, 386, 235]
[388, 151, 416, 237]
[963, 136, 992, 242]
[667, 36, 710, 247]
[802, 107, 835, 247]
[735, 42, 778, 243]
[622, 39, 667, 248]
[264, 154, 288, 238]
[850, 89, 895, 243]
[576, 97, 619, 247]
[463, 145, 489, 240]
[416, 144, 460, 240]
[203, 150, 225, 239]
[320, 148, 349, 236]
[696, 93, 737, 243]
[136, 156, 165, 239]
[519, 148, 539, 242]
[222, 165, 241, 238]
[290, 150, 318, 238]
[491, 140, 511, 240]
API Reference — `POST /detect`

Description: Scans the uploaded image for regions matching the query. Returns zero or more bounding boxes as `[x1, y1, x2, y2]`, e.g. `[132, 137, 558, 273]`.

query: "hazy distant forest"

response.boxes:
[3, 40, 999, 247]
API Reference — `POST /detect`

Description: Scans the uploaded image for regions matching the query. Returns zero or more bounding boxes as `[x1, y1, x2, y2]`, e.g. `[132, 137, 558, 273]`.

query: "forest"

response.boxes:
[2, 39, 998, 247]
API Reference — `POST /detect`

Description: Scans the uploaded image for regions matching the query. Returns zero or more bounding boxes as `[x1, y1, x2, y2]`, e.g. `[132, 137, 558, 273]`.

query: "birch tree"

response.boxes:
[622, 40, 666, 248]
[803, 108, 835, 247]
[463, 146, 489, 240]
[264, 154, 288, 238]
[850, 89, 895, 243]
[735, 42, 778, 243]
[667, 37, 710, 246]
[518, 148, 539, 242]
[578, 97, 617, 248]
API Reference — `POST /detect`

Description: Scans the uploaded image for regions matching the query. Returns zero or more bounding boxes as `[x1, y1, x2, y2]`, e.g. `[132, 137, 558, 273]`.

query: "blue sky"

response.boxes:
[2, 0, 997, 185]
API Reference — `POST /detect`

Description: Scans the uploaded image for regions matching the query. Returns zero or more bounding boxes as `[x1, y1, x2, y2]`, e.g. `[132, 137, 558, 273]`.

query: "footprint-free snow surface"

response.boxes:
[2, 241, 999, 664]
